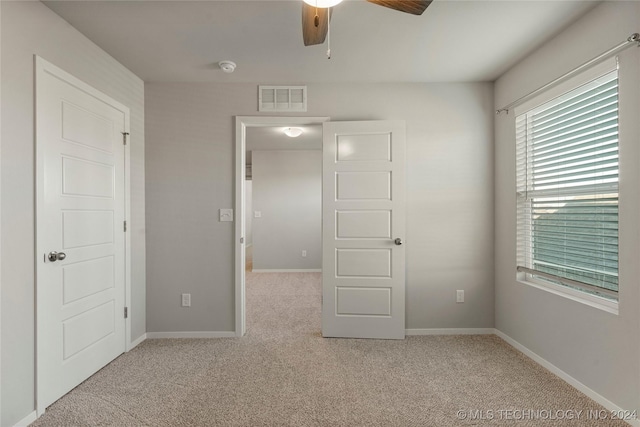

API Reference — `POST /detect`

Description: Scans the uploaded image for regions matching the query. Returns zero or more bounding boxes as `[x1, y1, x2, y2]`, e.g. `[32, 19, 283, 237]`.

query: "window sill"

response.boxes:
[516, 273, 619, 315]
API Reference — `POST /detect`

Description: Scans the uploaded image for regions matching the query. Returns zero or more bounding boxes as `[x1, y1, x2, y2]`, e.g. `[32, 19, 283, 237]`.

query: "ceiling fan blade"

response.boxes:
[302, 3, 331, 46]
[366, 0, 432, 15]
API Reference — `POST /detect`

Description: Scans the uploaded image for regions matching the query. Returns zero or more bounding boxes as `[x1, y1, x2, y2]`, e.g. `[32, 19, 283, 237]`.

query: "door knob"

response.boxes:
[48, 251, 66, 262]
[394, 238, 403, 246]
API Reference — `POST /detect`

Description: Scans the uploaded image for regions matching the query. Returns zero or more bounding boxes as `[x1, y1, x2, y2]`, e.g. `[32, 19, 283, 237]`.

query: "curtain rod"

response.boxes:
[496, 32, 639, 115]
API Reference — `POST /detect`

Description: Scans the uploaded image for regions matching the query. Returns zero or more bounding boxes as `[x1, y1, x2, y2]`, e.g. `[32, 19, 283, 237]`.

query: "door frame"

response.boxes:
[34, 56, 132, 415]
[234, 116, 329, 336]
[0, 4, 3, 422]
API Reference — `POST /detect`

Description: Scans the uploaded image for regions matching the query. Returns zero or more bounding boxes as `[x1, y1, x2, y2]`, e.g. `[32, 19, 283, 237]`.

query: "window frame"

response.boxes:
[513, 57, 620, 313]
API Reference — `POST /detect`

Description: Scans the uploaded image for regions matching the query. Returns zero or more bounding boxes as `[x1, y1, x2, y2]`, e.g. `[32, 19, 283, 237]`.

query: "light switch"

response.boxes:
[254, 211, 262, 218]
[219, 209, 234, 222]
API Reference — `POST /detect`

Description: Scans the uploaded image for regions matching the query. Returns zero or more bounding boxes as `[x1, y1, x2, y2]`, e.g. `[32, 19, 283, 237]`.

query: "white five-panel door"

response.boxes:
[36, 58, 128, 411]
[322, 121, 406, 339]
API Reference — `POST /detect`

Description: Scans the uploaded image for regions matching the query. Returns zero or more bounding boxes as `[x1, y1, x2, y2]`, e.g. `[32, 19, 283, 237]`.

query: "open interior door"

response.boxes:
[322, 120, 406, 339]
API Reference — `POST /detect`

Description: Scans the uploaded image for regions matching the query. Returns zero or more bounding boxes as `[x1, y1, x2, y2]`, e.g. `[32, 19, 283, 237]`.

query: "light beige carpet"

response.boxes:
[32, 272, 628, 426]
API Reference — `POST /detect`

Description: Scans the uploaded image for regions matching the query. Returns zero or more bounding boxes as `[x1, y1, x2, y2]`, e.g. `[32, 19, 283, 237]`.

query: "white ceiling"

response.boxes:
[44, 0, 599, 83]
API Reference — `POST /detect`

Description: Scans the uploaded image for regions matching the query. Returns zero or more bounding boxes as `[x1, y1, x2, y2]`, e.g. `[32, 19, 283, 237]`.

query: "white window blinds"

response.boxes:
[516, 68, 619, 299]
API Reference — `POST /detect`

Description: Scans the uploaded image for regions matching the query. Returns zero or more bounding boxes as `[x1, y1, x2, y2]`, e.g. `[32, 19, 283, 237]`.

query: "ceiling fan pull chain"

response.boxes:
[327, 7, 331, 59]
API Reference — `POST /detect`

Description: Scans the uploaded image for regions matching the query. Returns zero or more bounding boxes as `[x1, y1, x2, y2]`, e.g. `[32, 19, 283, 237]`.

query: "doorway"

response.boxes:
[235, 117, 407, 340]
[234, 117, 329, 336]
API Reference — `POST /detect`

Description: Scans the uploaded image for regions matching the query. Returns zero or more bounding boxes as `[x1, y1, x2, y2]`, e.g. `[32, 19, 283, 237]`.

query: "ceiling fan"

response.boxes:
[302, 0, 432, 47]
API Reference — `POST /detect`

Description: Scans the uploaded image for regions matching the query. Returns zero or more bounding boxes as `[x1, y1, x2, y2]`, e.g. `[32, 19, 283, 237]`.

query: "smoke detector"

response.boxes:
[219, 60, 236, 73]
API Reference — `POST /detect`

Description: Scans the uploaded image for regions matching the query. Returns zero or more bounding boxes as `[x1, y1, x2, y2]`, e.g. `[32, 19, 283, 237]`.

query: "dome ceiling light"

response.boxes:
[284, 127, 304, 138]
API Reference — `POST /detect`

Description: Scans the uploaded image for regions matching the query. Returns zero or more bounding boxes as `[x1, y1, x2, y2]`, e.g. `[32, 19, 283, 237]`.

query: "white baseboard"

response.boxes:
[494, 330, 639, 427]
[146, 331, 237, 339]
[251, 269, 321, 273]
[128, 333, 147, 350]
[13, 410, 37, 427]
[406, 328, 495, 336]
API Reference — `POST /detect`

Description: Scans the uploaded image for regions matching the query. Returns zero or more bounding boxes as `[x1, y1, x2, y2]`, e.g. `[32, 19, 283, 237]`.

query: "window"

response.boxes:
[516, 65, 619, 301]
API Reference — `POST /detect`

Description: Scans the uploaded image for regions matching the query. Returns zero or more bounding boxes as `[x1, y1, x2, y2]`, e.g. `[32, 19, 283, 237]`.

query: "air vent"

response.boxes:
[258, 86, 307, 112]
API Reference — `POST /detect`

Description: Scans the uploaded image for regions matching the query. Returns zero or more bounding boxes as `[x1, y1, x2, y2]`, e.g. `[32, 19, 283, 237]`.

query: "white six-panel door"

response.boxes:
[36, 57, 128, 411]
[322, 121, 406, 339]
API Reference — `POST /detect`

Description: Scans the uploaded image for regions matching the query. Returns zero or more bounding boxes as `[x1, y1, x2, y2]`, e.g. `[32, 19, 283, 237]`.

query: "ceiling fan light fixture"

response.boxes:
[303, 0, 343, 8]
[284, 127, 304, 138]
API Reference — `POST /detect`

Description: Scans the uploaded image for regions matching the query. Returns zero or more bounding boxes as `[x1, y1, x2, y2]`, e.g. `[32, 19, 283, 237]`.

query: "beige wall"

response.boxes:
[145, 81, 495, 334]
[252, 150, 322, 271]
[494, 1, 640, 413]
[0, 2, 146, 425]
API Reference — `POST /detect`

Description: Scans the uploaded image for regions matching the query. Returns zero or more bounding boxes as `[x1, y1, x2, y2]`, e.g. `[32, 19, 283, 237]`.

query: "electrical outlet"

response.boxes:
[181, 293, 191, 307]
[302, 250, 307, 257]
[456, 290, 464, 303]
[254, 211, 261, 218]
